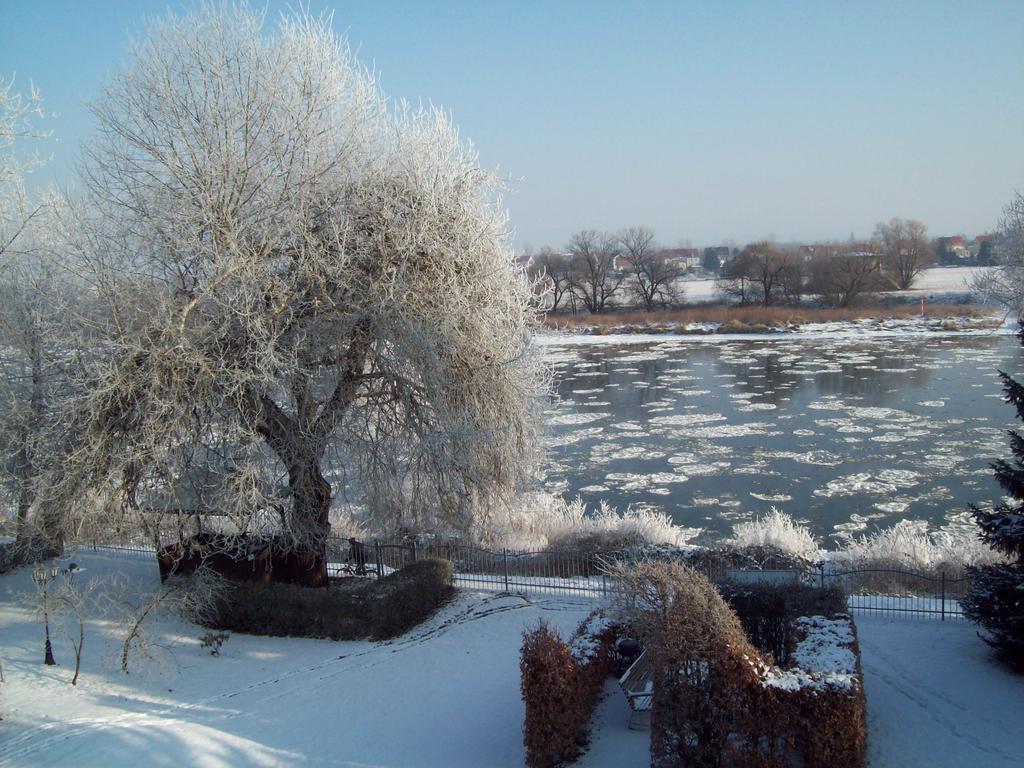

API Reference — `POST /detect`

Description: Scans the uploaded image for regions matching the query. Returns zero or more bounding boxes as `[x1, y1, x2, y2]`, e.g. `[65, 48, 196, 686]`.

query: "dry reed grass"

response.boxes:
[542, 303, 994, 331]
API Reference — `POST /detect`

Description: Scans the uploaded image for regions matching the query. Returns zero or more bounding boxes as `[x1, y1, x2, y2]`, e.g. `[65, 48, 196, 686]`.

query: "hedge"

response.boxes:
[366, 558, 454, 639]
[207, 557, 453, 640]
[520, 611, 614, 768]
[646, 568, 865, 768]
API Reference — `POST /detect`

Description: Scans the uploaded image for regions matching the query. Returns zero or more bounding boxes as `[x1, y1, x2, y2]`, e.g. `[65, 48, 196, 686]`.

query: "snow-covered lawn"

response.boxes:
[2, 553, 1022, 767]
[0, 553, 594, 768]
[856, 614, 1024, 768]
[908, 266, 995, 294]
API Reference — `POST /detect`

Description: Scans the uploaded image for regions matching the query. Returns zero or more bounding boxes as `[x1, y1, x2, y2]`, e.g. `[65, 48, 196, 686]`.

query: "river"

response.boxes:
[541, 332, 1024, 544]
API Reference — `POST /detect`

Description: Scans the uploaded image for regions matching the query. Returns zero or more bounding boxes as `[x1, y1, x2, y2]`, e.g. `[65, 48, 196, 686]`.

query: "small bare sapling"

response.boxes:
[199, 631, 229, 656]
[113, 566, 229, 674]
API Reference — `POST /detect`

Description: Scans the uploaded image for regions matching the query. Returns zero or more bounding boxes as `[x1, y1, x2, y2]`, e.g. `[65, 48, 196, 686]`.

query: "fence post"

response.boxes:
[503, 548, 509, 592]
[940, 571, 946, 621]
[375, 541, 383, 579]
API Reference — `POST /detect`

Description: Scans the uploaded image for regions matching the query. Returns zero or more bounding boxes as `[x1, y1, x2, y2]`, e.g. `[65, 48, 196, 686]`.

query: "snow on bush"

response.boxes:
[483, 493, 701, 551]
[757, 613, 867, 768]
[836, 516, 1003, 570]
[569, 613, 612, 664]
[730, 507, 820, 559]
[762, 615, 858, 692]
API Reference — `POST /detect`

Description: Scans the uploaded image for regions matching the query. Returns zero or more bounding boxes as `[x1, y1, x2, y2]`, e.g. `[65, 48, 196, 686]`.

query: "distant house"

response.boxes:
[972, 234, 997, 263]
[798, 244, 839, 261]
[661, 248, 701, 270]
[798, 243, 882, 266]
[937, 236, 970, 261]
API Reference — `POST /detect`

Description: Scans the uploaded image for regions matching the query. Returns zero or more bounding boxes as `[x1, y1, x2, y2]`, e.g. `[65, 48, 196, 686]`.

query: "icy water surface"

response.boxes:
[541, 334, 1024, 543]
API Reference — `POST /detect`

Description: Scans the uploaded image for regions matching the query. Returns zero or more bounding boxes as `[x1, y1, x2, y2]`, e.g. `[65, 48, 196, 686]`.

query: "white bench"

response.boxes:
[618, 649, 653, 730]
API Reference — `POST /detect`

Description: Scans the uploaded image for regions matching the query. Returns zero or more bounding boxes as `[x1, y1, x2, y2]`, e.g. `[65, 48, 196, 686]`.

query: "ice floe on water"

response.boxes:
[649, 413, 727, 427]
[870, 433, 906, 443]
[548, 412, 610, 426]
[750, 492, 794, 502]
[813, 469, 921, 499]
[611, 421, 646, 432]
[543, 334, 1021, 541]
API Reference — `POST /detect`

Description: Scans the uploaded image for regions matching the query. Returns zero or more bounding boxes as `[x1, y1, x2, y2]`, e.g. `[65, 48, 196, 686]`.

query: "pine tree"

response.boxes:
[963, 322, 1024, 670]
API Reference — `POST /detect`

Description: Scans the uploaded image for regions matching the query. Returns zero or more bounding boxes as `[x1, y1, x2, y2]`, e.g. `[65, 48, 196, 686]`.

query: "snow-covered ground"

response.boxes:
[857, 614, 1024, 768]
[2, 552, 1022, 767]
[680, 266, 996, 304]
[908, 266, 995, 294]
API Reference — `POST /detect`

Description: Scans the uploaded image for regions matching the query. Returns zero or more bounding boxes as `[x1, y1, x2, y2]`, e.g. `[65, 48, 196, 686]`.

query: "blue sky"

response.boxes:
[2, 0, 1022, 250]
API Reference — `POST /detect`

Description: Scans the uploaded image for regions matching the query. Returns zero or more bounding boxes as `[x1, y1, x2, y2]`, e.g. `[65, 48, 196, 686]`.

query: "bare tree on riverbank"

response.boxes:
[717, 242, 800, 306]
[616, 226, 684, 310]
[568, 229, 624, 313]
[875, 218, 933, 290]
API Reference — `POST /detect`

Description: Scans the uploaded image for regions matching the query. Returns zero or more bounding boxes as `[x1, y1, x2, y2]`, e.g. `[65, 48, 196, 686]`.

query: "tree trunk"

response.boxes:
[282, 457, 331, 587]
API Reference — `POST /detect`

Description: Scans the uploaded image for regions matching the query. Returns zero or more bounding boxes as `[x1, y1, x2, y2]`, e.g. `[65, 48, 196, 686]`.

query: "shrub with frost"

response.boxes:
[486, 494, 701, 551]
[837, 517, 1002, 571]
[730, 508, 819, 559]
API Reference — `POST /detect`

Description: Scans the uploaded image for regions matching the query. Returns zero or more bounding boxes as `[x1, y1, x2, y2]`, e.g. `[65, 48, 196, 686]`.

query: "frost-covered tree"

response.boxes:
[527, 246, 573, 313]
[0, 76, 65, 561]
[971, 192, 1024, 317]
[40, 5, 546, 584]
[0, 74, 49, 268]
[963, 321, 1024, 669]
[0, 250, 67, 558]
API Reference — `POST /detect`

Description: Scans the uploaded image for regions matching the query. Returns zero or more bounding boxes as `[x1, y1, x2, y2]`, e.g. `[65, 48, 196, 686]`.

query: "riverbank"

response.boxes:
[539, 306, 1008, 342]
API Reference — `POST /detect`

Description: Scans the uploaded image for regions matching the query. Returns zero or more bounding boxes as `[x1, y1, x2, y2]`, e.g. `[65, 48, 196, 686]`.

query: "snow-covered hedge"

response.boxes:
[759, 614, 867, 768]
[718, 581, 846, 663]
[520, 610, 615, 768]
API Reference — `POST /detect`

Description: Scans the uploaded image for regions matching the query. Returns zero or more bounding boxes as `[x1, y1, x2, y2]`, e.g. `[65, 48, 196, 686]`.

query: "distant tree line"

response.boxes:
[527, 226, 688, 313]
[528, 217, 940, 313]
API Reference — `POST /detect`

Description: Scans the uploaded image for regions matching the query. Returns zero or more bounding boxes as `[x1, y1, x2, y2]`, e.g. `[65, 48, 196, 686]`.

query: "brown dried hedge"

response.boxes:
[520, 612, 614, 768]
[646, 565, 770, 768]
[637, 563, 865, 768]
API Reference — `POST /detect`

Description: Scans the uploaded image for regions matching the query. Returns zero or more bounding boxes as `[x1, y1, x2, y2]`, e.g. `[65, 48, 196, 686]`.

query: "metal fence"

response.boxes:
[328, 539, 614, 598]
[816, 565, 970, 621]
[77, 538, 973, 620]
